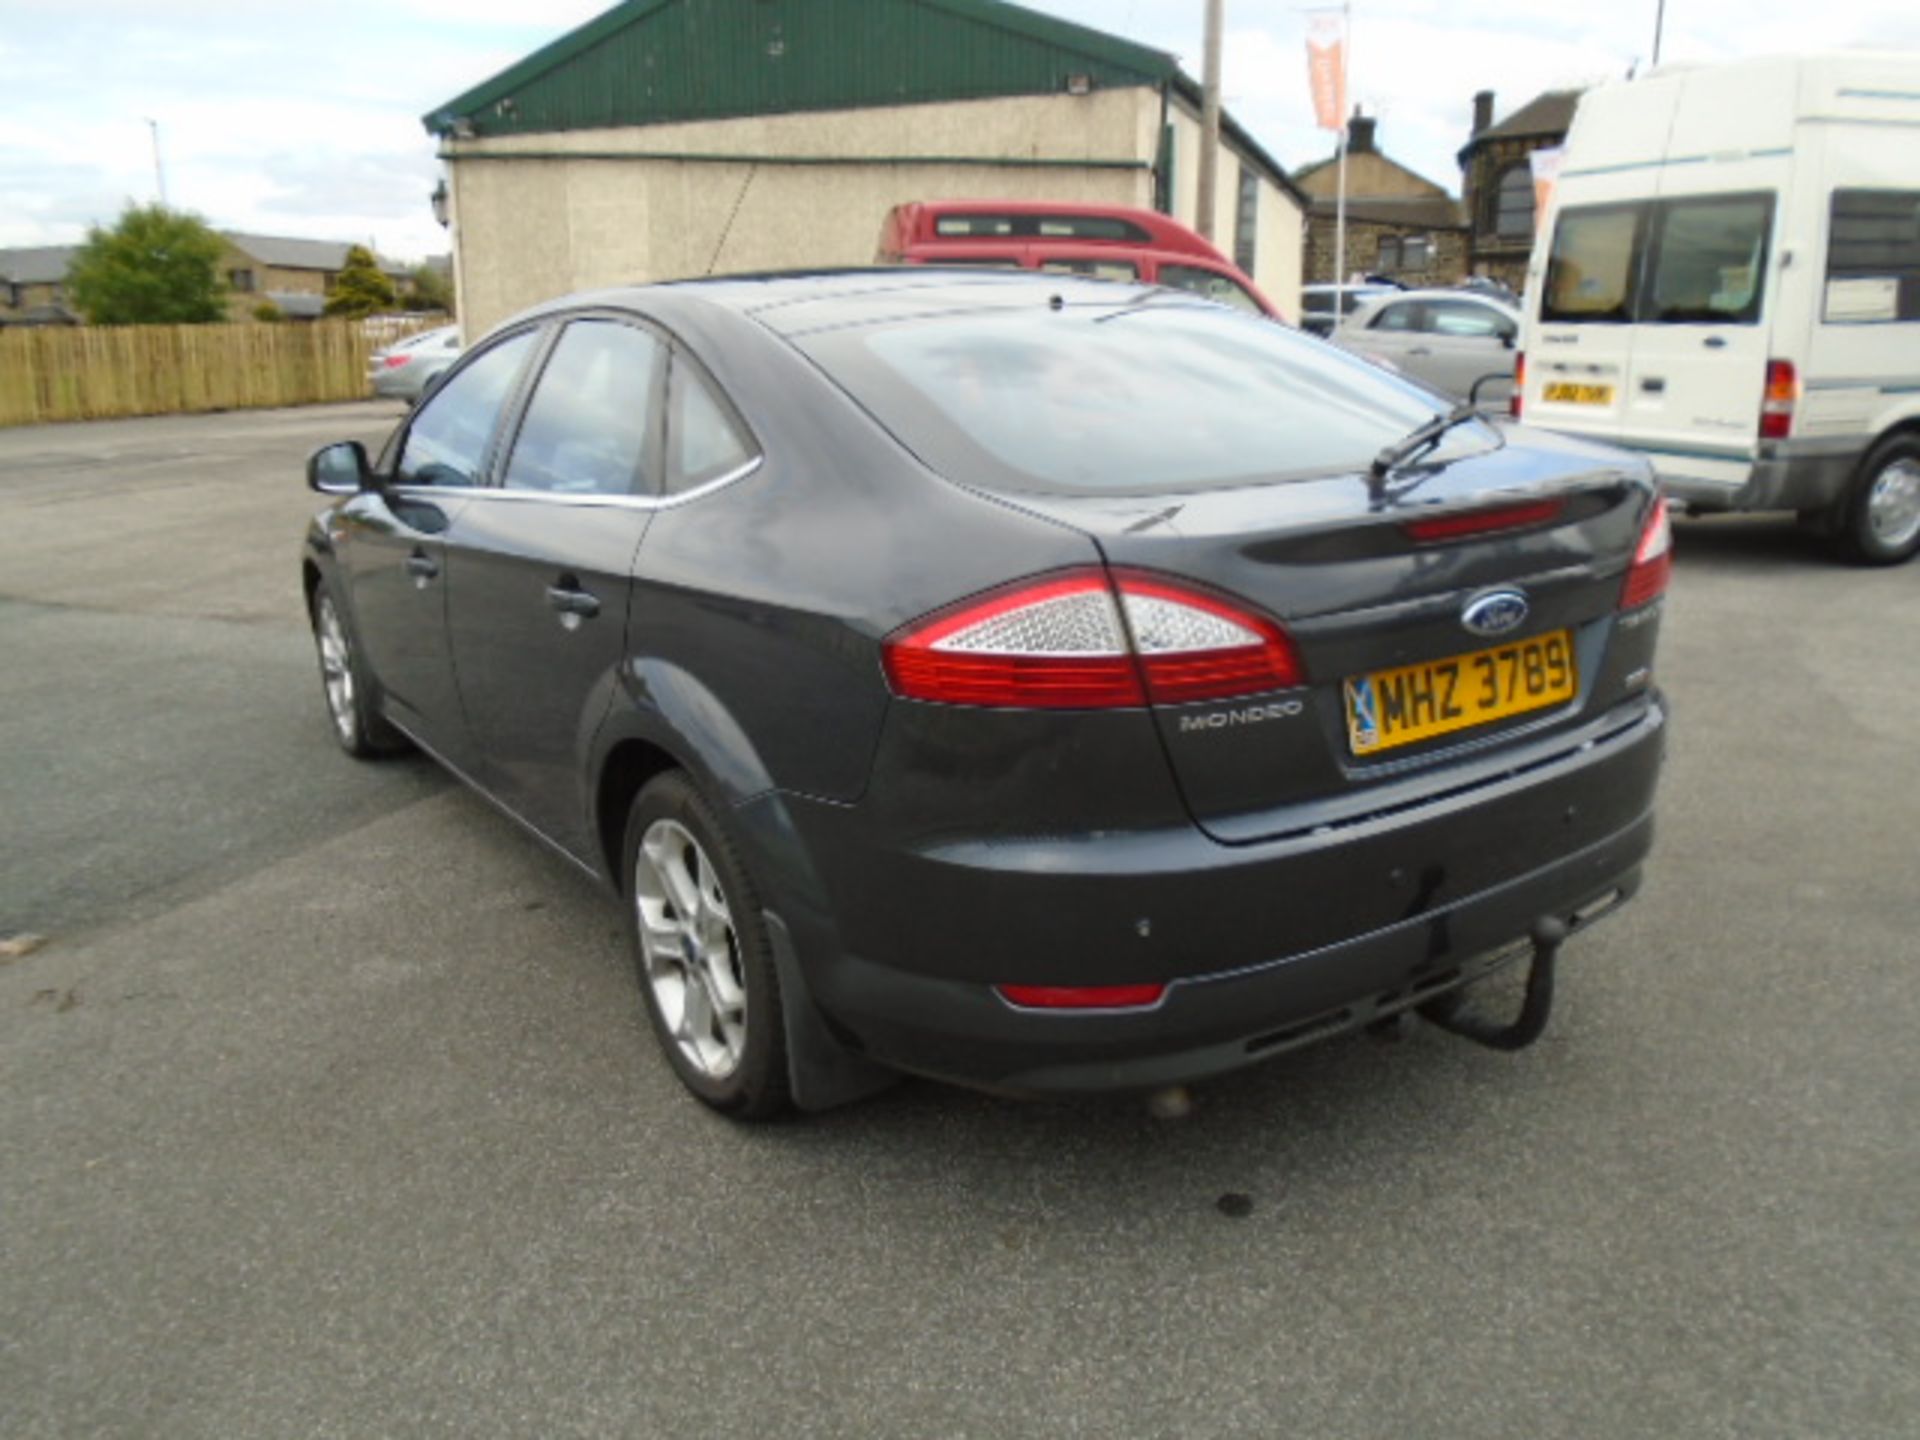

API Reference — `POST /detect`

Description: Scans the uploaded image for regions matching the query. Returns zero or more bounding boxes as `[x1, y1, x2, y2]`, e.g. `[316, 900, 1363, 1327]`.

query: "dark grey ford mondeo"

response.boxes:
[302, 270, 1669, 1117]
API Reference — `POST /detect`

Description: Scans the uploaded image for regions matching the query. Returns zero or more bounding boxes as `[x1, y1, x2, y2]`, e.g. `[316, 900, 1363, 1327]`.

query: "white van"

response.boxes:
[1515, 54, 1920, 563]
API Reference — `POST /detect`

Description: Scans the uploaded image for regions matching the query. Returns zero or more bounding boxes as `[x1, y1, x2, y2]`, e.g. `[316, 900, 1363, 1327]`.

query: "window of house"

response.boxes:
[1235, 165, 1258, 275]
[667, 356, 756, 494]
[229, 269, 256, 294]
[1825, 188, 1920, 323]
[1377, 236, 1402, 270]
[1403, 235, 1433, 268]
[5, 283, 19, 308]
[1494, 164, 1534, 239]
[503, 320, 661, 496]
[395, 330, 538, 487]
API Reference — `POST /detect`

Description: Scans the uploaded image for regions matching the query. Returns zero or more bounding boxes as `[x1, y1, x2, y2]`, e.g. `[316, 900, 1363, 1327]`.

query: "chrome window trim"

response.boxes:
[383, 453, 765, 513]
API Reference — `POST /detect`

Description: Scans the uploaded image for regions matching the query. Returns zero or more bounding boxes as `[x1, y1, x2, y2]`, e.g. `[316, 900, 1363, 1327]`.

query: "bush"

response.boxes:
[252, 300, 284, 323]
[323, 245, 398, 319]
[66, 204, 227, 325]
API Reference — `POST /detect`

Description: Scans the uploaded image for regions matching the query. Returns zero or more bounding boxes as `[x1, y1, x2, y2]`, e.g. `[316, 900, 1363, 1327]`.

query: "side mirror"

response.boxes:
[1500, 330, 1518, 350]
[308, 441, 370, 495]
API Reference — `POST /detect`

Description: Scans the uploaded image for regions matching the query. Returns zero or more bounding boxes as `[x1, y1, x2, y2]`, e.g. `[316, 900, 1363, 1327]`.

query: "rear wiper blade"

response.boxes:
[1367, 400, 1484, 502]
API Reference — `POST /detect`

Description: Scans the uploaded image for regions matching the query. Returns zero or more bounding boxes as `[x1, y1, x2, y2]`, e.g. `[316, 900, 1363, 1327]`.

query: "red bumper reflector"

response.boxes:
[996, 983, 1167, 1010]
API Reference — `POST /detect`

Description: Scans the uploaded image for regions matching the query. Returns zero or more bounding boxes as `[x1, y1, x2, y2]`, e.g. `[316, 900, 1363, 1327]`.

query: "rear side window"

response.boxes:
[1645, 195, 1772, 324]
[667, 358, 756, 494]
[395, 330, 537, 487]
[1157, 264, 1263, 315]
[503, 320, 662, 496]
[1425, 300, 1513, 339]
[1369, 301, 1421, 332]
[798, 303, 1471, 496]
[1825, 189, 1920, 323]
[1542, 204, 1644, 323]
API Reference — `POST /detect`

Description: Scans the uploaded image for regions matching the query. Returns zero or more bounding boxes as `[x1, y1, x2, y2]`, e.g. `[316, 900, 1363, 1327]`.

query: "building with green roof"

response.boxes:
[423, 0, 1306, 333]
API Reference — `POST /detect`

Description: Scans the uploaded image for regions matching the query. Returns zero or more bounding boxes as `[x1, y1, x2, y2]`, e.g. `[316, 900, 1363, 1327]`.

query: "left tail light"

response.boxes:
[881, 567, 1303, 710]
[1619, 496, 1672, 610]
[382, 354, 410, 369]
[1510, 351, 1526, 420]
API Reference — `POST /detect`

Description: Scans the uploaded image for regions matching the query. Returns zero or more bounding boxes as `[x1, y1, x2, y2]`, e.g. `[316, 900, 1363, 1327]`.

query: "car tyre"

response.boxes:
[623, 771, 791, 1119]
[1838, 434, 1920, 566]
[309, 580, 410, 758]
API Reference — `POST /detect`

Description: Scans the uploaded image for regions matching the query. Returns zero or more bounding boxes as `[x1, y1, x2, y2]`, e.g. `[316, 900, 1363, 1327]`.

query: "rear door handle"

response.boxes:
[1407, 346, 1432, 357]
[1703, 336, 1728, 349]
[545, 583, 602, 619]
[404, 550, 439, 582]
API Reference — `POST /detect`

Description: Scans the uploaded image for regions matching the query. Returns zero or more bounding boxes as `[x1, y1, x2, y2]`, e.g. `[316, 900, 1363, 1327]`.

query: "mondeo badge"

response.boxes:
[1461, 589, 1530, 637]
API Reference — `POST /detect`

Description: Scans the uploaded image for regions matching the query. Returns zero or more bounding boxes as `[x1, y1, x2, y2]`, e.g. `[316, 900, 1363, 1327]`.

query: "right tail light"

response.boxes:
[1510, 350, 1525, 420]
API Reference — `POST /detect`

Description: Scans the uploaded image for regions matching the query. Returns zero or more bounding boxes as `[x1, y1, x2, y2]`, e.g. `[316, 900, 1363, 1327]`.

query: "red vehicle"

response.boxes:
[876, 200, 1287, 322]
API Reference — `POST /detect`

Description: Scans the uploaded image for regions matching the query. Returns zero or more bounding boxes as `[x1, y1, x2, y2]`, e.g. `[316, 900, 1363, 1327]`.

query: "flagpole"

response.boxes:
[1332, 0, 1349, 288]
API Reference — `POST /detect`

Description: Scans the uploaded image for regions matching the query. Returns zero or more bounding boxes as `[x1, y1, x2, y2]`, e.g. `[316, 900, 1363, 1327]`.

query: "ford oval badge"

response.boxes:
[1462, 589, 1530, 638]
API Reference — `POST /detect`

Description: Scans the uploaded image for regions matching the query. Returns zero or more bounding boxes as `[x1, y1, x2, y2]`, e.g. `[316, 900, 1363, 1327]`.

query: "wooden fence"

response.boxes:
[0, 316, 444, 428]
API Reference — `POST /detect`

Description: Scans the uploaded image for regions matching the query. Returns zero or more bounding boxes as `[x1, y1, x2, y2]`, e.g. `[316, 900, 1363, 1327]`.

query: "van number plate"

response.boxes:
[1543, 382, 1614, 405]
[1344, 631, 1577, 756]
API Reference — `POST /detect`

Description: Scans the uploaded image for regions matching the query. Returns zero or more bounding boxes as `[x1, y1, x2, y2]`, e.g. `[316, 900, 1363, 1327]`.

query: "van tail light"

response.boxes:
[1759, 359, 1798, 440]
[882, 567, 1302, 709]
[1510, 351, 1525, 419]
[1620, 496, 1672, 610]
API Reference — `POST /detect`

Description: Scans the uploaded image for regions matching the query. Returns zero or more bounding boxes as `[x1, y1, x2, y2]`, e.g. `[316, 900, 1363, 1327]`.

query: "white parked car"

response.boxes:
[369, 325, 462, 404]
[1515, 52, 1920, 564]
[1333, 289, 1520, 402]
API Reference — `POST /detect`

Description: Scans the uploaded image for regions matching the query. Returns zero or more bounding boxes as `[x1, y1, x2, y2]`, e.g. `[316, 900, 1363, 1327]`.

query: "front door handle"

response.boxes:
[545, 583, 602, 620]
[1407, 346, 1432, 357]
[405, 550, 439, 583]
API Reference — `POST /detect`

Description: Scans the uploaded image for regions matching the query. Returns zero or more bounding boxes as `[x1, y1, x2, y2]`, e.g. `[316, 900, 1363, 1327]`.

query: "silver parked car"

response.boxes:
[369, 325, 462, 403]
[1334, 290, 1520, 403]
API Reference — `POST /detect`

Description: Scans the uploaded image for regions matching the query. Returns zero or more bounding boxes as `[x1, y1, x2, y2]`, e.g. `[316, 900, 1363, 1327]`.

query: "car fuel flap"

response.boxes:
[984, 435, 1650, 839]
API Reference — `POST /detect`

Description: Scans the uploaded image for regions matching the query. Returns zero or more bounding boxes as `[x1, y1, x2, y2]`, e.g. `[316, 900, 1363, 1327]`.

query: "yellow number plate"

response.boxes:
[1542, 382, 1614, 405]
[1344, 631, 1577, 756]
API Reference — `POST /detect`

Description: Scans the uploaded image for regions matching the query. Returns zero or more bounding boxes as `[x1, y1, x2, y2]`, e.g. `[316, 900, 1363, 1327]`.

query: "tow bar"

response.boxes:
[1418, 916, 1567, 1051]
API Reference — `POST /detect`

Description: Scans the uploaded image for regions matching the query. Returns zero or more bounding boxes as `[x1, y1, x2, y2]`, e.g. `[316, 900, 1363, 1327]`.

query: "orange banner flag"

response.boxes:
[1306, 11, 1348, 133]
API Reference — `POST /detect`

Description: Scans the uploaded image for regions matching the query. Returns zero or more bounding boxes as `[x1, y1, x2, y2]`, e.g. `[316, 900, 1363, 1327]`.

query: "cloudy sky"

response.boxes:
[5, 0, 1918, 261]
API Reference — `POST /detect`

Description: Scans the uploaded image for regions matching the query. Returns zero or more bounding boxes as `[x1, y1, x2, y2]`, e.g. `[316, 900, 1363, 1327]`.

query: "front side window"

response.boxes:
[395, 329, 538, 487]
[667, 357, 755, 495]
[1825, 188, 1920, 323]
[503, 319, 662, 496]
[1541, 203, 1645, 324]
[1157, 264, 1263, 314]
[1645, 194, 1773, 325]
[1494, 165, 1535, 238]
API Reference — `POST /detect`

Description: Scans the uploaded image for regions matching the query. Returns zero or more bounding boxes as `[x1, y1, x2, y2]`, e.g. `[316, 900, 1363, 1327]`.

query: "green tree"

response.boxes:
[323, 244, 397, 319]
[66, 203, 227, 325]
[403, 260, 453, 313]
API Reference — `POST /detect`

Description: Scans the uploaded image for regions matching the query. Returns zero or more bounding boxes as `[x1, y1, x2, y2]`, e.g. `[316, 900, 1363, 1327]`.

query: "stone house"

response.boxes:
[423, 0, 1310, 336]
[1294, 112, 1467, 289]
[0, 247, 81, 326]
[1458, 89, 1581, 292]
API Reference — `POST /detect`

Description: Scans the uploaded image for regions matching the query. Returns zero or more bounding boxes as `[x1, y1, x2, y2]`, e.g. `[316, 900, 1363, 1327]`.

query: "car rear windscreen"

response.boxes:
[797, 301, 1491, 495]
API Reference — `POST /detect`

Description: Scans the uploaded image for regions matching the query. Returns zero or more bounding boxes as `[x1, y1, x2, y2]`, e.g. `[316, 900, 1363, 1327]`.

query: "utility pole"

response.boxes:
[145, 118, 168, 207]
[1651, 0, 1666, 68]
[1196, 0, 1223, 241]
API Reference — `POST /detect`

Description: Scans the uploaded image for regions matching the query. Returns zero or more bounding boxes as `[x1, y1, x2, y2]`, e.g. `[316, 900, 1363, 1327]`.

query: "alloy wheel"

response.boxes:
[316, 595, 357, 745]
[1866, 458, 1920, 551]
[633, 819, 747, 1080]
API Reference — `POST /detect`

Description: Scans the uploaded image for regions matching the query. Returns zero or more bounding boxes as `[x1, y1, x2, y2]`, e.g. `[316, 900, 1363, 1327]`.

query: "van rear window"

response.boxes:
[1542, 193, 1774, 326]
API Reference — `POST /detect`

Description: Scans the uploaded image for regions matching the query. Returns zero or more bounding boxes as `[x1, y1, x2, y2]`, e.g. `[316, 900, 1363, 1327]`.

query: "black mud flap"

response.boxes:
[763, 910, 898, 1112]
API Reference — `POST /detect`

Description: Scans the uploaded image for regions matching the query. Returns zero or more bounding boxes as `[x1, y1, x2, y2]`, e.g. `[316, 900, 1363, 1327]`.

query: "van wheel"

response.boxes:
[1839, 436, 1920, 565]
[623, 771, 791, 1119]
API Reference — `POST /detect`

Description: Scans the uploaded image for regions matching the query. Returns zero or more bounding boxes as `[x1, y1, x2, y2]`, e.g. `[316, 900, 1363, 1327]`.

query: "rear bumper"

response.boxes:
[1621, 438, 1864, 514]
[778, 694, 1666, 1096]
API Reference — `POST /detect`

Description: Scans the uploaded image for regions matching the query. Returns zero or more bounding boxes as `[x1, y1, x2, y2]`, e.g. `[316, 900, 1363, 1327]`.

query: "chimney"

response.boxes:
[1347, 109, 1377, 155]
[1472, 90, 1495, 136]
